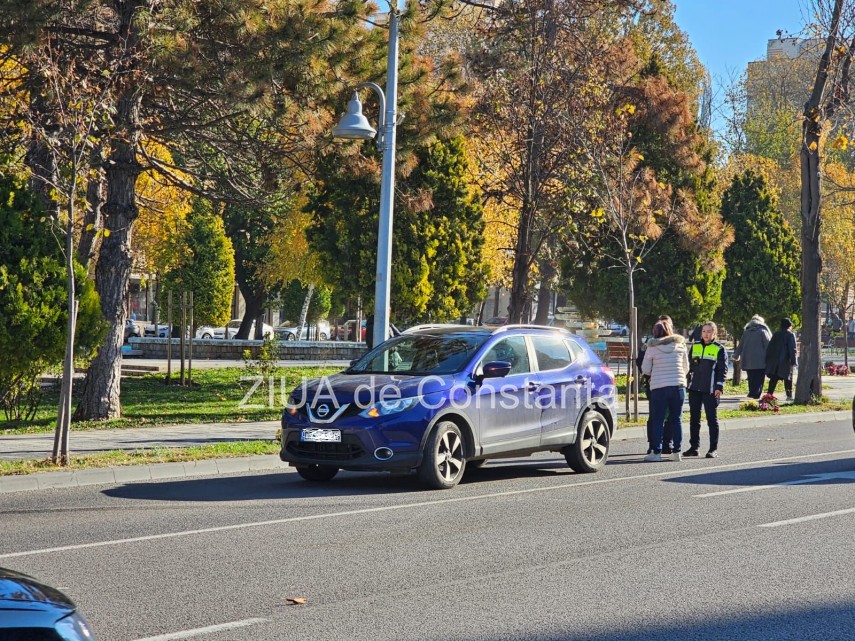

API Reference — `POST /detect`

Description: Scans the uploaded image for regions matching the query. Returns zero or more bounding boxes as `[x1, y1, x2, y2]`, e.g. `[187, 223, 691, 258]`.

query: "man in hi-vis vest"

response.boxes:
[685, 321, 728, 459]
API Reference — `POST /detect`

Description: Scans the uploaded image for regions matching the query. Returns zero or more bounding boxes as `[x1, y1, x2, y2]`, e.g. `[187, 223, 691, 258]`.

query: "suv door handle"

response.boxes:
[575, 375, 587, 384]
[527, 382, 539, 392]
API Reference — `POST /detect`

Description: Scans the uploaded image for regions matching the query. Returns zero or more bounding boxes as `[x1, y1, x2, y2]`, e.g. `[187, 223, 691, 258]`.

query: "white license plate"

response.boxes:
[301, 428, 341, 443]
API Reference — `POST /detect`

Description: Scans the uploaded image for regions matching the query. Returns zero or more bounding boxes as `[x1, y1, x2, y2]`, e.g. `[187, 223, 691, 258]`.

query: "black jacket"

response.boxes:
[688, 340, 728, 394]
[765, 329, 797, 379]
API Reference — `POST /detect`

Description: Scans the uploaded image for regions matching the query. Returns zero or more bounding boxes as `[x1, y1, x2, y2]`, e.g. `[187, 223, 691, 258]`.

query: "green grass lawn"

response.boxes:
[0, 441, 281, 476]
[0, 366, 343, 435]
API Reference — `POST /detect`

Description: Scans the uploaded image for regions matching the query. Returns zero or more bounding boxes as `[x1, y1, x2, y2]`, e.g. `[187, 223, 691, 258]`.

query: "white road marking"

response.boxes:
[760, 507, 855, 528]
[694, 470, 855, 497]
[129, 618, 268, 641]
[3, 448, 855, 561]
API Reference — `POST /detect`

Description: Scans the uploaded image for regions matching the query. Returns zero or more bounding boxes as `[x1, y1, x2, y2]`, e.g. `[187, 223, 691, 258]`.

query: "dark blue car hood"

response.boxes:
[0, 567, 75, 614]
[291, 372, 455, 406]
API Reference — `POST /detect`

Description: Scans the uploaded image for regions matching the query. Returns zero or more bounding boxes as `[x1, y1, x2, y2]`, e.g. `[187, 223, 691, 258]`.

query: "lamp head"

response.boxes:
[332, 92, 377, 140]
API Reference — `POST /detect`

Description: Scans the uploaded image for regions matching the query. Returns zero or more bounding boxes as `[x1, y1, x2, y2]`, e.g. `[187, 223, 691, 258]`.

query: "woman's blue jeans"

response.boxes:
[648, 386, 685, 454]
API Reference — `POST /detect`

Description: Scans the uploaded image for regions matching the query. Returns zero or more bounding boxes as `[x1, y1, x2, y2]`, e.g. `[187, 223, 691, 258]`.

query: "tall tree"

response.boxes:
[821, 160, 855, 365]
[796, 0, 855, 402]
[467, 0, 639, 322]
[717, 169, 801, 343]
[161, 202, 235, 329]
[1, 0, 379, 419]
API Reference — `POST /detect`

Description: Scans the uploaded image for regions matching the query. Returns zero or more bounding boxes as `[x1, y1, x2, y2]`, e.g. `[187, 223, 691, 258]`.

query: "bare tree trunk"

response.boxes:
[841, 282, 850, 369]
[74, 87, 142, 420]
[534, 281, 551, 325]
[796, 137, 823, 402]
[297, 284, 315, 339]
[508, 206, 532, 323]
[53, 208, 77, 465]
[795, 0, 848, 403]
[626, 262, 636, 419]
[732, 337, 743, 386]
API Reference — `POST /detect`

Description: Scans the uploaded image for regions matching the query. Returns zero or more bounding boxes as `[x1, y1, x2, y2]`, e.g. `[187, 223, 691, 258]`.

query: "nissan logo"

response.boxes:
[316, 404, 330, 418]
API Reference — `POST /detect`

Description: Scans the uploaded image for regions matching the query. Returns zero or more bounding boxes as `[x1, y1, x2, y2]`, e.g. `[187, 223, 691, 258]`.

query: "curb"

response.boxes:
[612, 410, 849, 442]
[0, 455, 291, 494]
[1, 411, 849, 495]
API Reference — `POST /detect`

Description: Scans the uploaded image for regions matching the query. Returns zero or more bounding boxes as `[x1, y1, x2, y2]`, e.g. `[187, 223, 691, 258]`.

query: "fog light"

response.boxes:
[374, 447, 394, 461]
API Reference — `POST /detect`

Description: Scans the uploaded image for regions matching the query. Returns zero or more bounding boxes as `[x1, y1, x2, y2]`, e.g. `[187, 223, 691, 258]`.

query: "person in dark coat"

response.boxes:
[766, 318, 797, 400]
[733, 315, 772, 400]
[685, 321, 728, 458]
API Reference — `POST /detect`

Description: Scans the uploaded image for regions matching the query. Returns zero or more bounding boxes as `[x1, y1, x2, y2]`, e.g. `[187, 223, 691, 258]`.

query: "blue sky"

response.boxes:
[674, 0, 808, 83]
[674, 0, 808, 132]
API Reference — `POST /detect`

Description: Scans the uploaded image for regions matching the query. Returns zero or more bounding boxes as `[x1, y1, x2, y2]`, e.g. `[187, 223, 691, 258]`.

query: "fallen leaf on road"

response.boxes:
[286, 597, 307, 605]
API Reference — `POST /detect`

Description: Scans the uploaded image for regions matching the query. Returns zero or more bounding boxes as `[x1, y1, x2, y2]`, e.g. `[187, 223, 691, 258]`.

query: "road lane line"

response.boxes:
[760, 506, 855, 528]
[694, 478, 819, 497]
[128, 618, 267, 641]
[3, 448, 855, 560]
[695, 470, 855, 497]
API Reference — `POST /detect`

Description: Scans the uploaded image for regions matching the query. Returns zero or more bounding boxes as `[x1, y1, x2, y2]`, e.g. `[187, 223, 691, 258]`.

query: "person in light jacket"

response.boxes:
[733, 315, 772, 400]
[641, 320, 689, 462]
[766, 317, 797, 400]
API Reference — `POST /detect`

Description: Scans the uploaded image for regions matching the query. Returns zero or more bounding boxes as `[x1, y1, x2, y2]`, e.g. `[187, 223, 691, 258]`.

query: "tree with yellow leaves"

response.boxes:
[132, 140, 193, 306]
[822, 161, 855, 366]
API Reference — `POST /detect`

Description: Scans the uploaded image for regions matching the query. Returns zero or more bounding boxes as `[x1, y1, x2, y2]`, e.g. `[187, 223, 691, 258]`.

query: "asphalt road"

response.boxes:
[2, 418, 855, 641]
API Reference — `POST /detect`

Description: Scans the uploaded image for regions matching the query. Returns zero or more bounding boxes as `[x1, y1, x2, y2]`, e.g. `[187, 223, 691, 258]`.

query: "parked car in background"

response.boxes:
[0, 566, 98, 640]
[607, 322, 628, 337]
[124, 319, 142, 341]
[275, 320, 331, 341]
[194, 319, 273, 340]
[280, 325, 616, 489]
[336, 319, 367, 341]
[144, 323, 180, 338]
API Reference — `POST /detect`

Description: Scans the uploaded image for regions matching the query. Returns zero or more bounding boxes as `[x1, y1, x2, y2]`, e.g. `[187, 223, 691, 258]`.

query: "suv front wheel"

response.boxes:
[418, 421, 466, 489]
[564, 410, 610, 473]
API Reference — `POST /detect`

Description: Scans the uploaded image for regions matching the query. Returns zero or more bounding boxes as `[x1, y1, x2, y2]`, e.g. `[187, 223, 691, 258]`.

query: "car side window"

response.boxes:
[531, 335, 573, 371]
[481, 336, 531, 375]
[565, 339, 585, 362]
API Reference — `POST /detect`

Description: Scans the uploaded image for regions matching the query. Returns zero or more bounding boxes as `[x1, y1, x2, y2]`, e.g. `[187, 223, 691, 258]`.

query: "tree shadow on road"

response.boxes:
[662, 457, 855, 489]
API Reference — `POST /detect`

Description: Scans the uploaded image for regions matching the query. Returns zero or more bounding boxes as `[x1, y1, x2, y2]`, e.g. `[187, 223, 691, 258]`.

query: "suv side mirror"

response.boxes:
[482, 361, 512, 379]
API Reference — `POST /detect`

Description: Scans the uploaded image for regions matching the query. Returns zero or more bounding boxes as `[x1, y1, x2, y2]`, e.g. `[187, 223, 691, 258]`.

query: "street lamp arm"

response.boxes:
[357, 81, 386, 148]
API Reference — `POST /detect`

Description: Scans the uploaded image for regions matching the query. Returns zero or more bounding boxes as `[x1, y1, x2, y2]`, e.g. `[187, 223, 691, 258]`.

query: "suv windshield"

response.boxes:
[348, 333, 489, 375]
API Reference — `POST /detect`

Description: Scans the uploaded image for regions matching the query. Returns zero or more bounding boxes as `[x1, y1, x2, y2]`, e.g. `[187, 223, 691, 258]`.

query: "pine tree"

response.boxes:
[718, 170, 801, 338]
[161, 202, 235, 329]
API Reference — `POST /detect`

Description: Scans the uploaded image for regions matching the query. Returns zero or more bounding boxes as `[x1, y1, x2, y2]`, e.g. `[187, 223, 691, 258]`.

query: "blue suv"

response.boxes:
[280, 325, 616, 489]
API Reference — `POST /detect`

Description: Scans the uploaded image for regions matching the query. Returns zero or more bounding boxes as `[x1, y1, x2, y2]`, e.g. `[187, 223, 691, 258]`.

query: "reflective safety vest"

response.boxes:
[691, 342, 722, 362]
[689, 341, 726, 394]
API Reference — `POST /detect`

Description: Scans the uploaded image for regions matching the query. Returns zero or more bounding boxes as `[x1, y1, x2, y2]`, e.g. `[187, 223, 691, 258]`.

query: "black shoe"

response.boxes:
[662, 447, 673, 454]
[706, 450, 718, 459]
[683, 448, 699, 457]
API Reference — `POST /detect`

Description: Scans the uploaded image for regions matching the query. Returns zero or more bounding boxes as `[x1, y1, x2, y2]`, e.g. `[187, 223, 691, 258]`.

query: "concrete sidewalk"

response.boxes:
[1, 376, 852, 494]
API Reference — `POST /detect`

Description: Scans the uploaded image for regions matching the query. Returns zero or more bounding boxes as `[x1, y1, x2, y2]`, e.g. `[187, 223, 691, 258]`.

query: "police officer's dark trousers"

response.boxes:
[688, 389, 719, 451]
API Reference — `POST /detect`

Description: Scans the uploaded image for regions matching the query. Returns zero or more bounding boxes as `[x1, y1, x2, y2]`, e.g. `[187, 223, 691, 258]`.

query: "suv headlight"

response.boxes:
[360, 397, 421, 418]
[56, 611, 97, 640]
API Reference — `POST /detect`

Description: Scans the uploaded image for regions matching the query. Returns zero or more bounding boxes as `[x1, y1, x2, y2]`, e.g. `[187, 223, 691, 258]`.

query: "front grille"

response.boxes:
[285, 433, 366, 461]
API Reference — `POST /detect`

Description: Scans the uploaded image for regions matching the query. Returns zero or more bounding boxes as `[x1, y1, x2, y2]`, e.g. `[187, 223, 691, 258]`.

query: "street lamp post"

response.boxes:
[332, 7, 399, 350]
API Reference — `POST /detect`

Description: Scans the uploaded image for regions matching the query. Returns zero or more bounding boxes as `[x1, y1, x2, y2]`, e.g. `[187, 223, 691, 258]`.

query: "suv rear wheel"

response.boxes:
[418, 421, 466, 489]
[564, 410, 610, 473]
[295, 465, 339, 482]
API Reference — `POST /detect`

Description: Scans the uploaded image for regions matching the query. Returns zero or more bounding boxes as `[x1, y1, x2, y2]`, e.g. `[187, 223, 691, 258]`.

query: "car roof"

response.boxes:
[401, 324, 573, 338]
